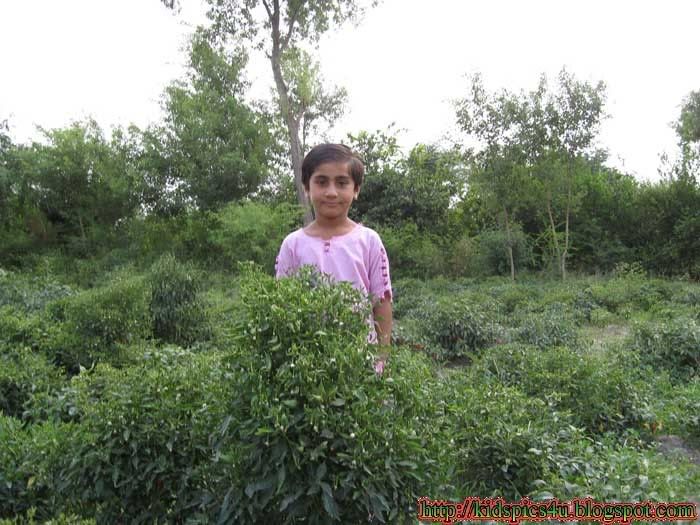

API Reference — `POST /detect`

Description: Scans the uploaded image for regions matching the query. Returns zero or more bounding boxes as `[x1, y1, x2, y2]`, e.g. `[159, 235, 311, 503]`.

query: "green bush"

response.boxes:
[631, 316, 700, 381]
[471, 227, 533, 277]
[221, 264, 440, 523]
[47, 275, 150, 371]
[209, 201, 301, 273]
[0, 271, 74, 313]
[0, 344, 62, 420]
[541, 431, 700, 501]
[513, 307, 581, 349]
[60, 349, 240, 523]
[441, 375, 569, 498]
[0, 416, 84, 520]
[147, 254, 209, 346]
[378, 223, 443, 279]
[407, 295, 498, 360]
[472, 344, 654, 435]
[670, 379, 700, 443]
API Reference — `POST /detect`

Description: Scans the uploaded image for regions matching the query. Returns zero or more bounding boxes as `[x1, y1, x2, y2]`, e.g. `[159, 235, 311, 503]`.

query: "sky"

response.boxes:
[1, 0, 699, 182]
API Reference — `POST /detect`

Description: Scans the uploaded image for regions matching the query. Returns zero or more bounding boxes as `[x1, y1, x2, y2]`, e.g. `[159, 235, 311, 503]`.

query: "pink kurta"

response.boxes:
[275, 223, 393, 343]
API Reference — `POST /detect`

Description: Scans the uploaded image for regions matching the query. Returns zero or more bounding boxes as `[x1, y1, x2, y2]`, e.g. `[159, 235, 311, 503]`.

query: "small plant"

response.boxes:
[147, 253, 209, 346]
[631, 316, 700, 381]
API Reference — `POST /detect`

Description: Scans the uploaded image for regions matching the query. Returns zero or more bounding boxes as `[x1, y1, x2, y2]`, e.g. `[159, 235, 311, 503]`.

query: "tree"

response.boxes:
[193, 0, 376, 225]
[456, 74, 531, 281]
[281, 47, 347, 153]
[546, 69, 606, 280]
[160, 29, 276, 211]
[26, 120, 141, 247]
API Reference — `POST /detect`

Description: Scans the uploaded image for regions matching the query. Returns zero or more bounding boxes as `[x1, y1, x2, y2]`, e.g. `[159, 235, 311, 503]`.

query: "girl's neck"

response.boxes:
[306, 217, 357, 237]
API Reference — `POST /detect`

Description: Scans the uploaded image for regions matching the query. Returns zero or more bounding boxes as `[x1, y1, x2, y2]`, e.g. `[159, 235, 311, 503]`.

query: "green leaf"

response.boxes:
[320, 482, 339, 520]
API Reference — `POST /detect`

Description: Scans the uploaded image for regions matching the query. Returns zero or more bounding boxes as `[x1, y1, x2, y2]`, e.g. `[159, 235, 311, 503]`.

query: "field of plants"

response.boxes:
[1, 257, 699, 524]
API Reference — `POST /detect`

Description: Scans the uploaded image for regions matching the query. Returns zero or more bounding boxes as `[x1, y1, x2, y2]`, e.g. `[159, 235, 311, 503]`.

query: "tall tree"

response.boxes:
[547, 69, 606, 280]
[281, 47, 347, 153]
[189, 0, 376, 224]
[160, 29, 275, 211]
[456, 74, 530, 281]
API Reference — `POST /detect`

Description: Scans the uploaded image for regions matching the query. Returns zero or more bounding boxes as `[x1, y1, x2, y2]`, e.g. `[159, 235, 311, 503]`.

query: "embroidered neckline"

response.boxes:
[301, 222, 362, 241]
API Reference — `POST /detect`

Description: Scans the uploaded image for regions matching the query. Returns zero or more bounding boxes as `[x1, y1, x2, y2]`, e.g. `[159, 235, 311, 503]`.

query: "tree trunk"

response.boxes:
[268, 1, 313, 226]
[546, 190, 562, 278]
[503, 206, 515, 282]
[562, 155, 573, 281]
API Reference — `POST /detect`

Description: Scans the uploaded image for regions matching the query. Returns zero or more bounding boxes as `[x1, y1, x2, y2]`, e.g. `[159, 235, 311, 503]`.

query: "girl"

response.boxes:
[275, 144, 393, 372]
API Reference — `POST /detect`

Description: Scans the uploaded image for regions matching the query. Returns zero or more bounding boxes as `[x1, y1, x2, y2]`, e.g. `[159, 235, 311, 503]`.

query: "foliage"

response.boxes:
[513, 308, 580, 349]
[159, 29, 275, 210]
[377, 223, 443, 279]
[405, 294, 498, 360]
[473, 344, 654, 435]
[442, 375, 569, 498]
[223, 264, 440, 523]
[147, 254, 209, 346]
[471, 227, 534, 277]
[47, 275, 150, 371]
[631, 316, 700, 381]
[0, 415, 85, 520]
[0, 271, 74, 313]
[542, 431, 700, 501]
[58, 349, 240, 523]
[0, 342, 62, 421]
[209, 201, 301, 273]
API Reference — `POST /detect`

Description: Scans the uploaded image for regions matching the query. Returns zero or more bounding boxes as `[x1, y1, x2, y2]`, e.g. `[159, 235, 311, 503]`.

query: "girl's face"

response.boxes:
[306, 161, 360, 221]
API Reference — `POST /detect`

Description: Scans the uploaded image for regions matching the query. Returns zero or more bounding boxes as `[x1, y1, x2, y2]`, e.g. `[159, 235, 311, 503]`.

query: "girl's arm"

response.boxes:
[373, 294, 393, 349]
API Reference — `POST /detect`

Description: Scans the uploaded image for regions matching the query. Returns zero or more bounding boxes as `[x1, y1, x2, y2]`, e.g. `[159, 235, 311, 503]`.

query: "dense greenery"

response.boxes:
[2, 6, 700, 523]
[1, 261, 699, 522]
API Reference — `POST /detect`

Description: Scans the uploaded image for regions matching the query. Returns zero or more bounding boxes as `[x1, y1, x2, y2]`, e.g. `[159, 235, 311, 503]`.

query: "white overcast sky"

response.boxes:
[1, 0, 699, 182]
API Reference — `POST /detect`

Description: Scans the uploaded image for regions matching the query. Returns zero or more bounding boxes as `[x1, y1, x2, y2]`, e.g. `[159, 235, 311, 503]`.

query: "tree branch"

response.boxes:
[261, 0, 273, 22]
[282, 2, 303, 50]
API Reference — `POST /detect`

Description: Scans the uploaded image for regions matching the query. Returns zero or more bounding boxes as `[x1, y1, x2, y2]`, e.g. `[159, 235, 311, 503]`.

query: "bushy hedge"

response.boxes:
[57, 348, 240, 523]
[222, 264, 441, 523]
[46, 275, 150, 371]
[0, 416, 85, 520]
[631, 316, 700, 381]
[0, 344, 62, 421]
[147, 254, 209, 346]
[472, 344, 653, 435]
[441, 374, 569, 498]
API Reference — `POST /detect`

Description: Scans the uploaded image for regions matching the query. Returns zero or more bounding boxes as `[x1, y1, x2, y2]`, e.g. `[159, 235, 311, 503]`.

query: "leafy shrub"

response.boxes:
[472, 344, 654, 435]
[0, 271, 74, 313]
[378, 223, 444, 279]
[541, 431, 700, 501]
[513, 308, 580, 349]
[0, 416, 84, 520]
[471, 227, 533, 277]
[670, 379, 700, 443]
[489, 285, 536, 315]
[441, 375, 568, 498]
[0, 344, 62, 420]
[407, 295, 498, 360]
[631, 316, 700, 381]
[61, 349, 240, 523]
[147, 253, 209, 346]
[47, 275, 150, 371]
[209, 201, 301, 273]
[220, 264, 440, 524]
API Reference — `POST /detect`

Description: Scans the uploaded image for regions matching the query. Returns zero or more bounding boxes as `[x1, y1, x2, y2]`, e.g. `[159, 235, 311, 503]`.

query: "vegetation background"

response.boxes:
[1, 1, 699, 523]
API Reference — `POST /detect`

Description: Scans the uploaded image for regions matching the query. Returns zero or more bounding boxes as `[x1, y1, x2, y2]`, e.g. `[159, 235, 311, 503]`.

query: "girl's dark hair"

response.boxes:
[301, 144, 365, 190]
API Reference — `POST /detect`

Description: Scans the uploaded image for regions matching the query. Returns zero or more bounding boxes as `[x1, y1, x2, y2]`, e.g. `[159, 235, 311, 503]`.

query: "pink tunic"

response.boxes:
[274, 223, 393, 343]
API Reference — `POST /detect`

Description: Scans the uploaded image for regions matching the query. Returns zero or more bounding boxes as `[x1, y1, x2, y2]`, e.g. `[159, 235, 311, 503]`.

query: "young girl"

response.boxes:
[275, 144, 393, 371]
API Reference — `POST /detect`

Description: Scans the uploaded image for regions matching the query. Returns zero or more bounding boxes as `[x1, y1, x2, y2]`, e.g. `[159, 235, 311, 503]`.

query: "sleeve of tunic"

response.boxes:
[275, 236, 296, 278]
[367, 231, 393, 304]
